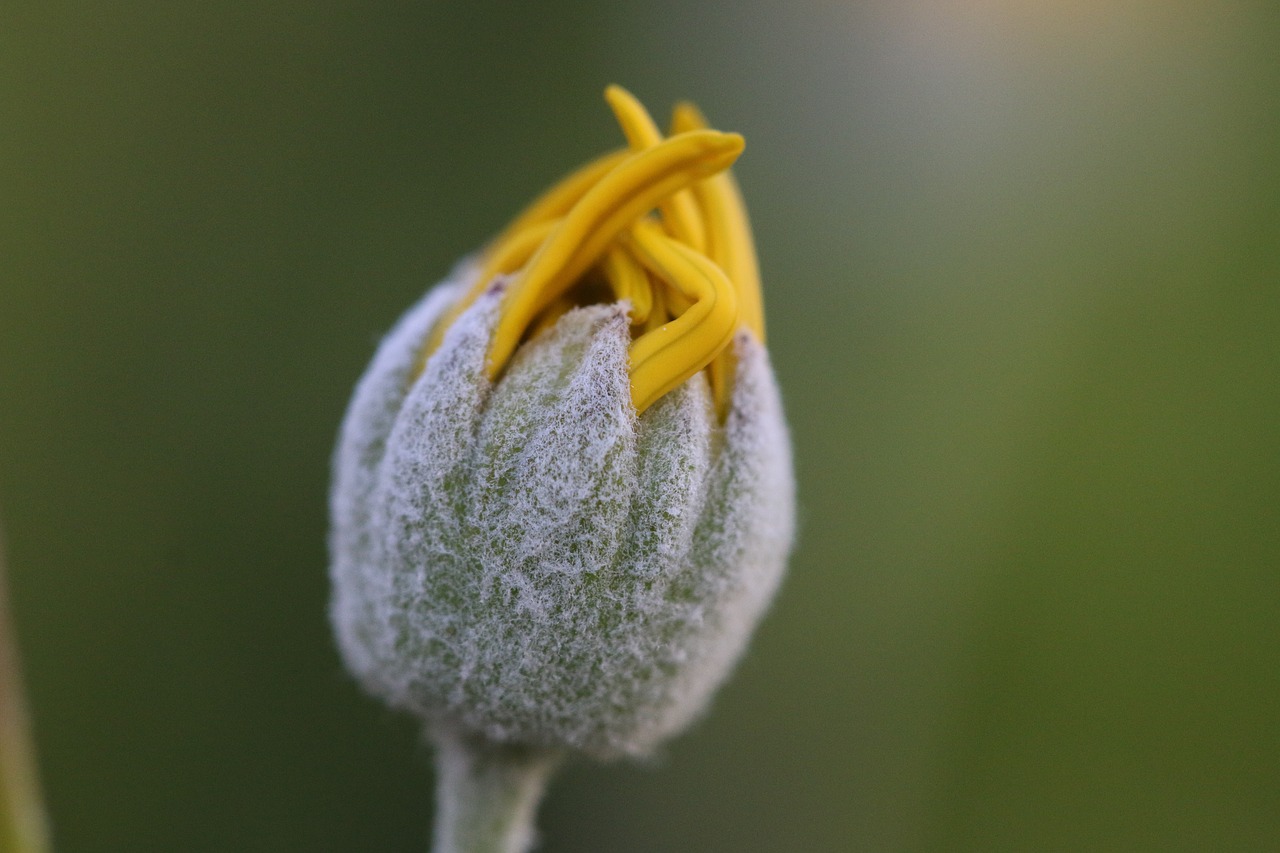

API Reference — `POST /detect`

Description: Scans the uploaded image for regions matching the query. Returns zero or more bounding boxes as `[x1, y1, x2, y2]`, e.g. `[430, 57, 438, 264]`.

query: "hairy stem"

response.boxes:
[430, 726, 562, 853]
[0, 524, 51, 853]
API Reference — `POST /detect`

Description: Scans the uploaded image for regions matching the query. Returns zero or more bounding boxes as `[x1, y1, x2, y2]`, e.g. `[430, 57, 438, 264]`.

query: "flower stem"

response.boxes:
[0, 524, 51, 853]
[430, 726, 562, 853]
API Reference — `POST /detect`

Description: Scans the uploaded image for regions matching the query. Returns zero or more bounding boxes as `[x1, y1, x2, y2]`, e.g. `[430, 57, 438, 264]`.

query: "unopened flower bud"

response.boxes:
[329, 85, 795, 850]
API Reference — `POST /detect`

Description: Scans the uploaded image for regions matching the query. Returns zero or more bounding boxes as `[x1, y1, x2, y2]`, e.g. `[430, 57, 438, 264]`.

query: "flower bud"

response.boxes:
[329, 87, 794, 761]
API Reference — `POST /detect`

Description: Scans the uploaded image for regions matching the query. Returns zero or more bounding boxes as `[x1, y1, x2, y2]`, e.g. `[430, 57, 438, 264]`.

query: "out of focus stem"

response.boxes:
[0, 524, 51, 853]
[430, 726, 562, 853]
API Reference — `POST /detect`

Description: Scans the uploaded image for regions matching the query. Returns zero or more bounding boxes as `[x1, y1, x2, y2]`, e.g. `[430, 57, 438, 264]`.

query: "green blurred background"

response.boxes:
[3, 1, 1278, 850]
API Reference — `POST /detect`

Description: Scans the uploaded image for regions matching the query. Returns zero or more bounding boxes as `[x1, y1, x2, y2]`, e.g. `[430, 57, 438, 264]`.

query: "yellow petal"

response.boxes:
[623, 219, 738, 413]
[671, 102, 763, 342]
[672, 101, 765, 418]
[487, 129, 744, 379]
[605, 85, 706, 253]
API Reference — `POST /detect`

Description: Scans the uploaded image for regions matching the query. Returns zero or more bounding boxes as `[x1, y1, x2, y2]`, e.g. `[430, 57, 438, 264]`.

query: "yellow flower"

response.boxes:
[420, 84, 766, 416]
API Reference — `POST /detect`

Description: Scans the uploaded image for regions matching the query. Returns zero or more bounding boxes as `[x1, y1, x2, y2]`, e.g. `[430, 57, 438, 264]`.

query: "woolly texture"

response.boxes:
[330, 273, 794, 759]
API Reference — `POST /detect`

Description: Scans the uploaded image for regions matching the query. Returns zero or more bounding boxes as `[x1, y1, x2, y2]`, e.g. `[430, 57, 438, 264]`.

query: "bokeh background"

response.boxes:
[3, 1, 1279, 850]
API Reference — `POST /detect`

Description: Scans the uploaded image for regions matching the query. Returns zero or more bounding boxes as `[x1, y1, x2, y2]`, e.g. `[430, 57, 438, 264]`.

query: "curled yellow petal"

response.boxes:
[604, 85, 706, 253]
[487, 129, 744, 379]
[623, 220, 738, 413]
[671, 102, 764, 342]
[672, 101, 765, 417]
